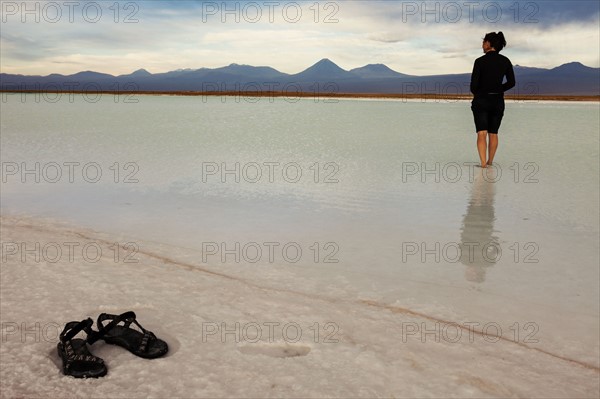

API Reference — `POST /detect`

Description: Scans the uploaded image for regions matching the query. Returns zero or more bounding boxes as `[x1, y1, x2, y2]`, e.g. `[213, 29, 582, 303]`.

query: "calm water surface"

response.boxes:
[1, 95, 599, 362]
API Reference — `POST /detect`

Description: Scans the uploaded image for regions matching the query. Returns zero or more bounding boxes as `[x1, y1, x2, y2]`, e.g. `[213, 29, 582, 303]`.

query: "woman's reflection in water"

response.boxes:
[460, 167, 500, 283]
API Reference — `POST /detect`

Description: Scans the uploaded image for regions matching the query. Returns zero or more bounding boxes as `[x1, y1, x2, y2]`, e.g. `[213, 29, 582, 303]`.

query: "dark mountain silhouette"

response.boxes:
[551, 62, 591, 74]
[350, 64, 411, 79]
[513, 65, 548, 75]
[211, 63, 288, 80]
[1, 59, 598, 95]
[122, 68, 152, 77]
[290, 58, 356, 81]
[69, 71, 114, 79]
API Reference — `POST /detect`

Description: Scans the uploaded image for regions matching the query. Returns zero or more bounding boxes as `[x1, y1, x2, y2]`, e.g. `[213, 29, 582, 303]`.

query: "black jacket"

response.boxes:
[470, 51, 516, 96]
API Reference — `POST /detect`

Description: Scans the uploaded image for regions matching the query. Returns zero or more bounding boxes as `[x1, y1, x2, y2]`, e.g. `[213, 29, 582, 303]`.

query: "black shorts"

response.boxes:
[471, 94, 505, 134]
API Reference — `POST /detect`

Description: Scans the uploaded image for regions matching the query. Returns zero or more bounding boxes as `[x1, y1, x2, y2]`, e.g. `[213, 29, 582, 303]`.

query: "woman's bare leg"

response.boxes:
[487, 134, 498, 165]
[477, 131, 488, 168]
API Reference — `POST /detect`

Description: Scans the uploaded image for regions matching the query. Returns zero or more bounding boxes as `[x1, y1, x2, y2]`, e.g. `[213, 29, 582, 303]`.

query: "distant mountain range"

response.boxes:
[1, 58, 599, 95]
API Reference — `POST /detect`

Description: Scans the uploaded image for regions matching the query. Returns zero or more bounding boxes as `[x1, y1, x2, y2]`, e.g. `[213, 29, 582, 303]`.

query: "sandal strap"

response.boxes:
[59, 319, 105, 369]
[138, 330, 157, 353]
[97, 311, 136, 329]
[97, 311, 150, 334]
[87, 313, 118, 344]
[92, 311, 137, 344]
[97, 311, 157, 353]
[62, 341, 104, 369]
[60, 318, 93, 343]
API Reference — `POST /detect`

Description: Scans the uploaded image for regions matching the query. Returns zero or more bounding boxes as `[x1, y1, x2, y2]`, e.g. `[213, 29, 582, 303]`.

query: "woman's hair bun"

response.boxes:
[484, 31, 507, 52]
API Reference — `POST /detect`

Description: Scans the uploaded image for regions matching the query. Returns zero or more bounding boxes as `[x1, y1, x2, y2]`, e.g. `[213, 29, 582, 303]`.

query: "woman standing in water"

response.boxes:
[470, 32, 516, 168]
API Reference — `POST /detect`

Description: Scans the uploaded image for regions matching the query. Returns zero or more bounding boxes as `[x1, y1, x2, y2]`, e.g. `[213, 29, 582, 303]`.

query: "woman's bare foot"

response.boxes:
[480, 163, 487, 169]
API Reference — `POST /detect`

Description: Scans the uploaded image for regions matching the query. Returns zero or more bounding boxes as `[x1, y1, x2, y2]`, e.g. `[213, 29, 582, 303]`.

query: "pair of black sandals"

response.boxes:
[57, 311, 168, 378]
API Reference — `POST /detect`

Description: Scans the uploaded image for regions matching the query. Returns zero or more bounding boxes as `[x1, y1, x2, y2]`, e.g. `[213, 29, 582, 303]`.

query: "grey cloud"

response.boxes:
[0, 33, 55, 60]
[437, 46, 465, 54]
[442, 53, 465, 59]
[345, 1, 598, 27]
[367, 35, 403, 43]
[367, 30, 413, 43]
[533, 0, 600, 23]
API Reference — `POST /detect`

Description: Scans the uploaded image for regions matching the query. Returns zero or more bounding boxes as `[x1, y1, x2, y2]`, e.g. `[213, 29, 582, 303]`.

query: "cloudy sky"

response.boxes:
[1, 0, 599, 76]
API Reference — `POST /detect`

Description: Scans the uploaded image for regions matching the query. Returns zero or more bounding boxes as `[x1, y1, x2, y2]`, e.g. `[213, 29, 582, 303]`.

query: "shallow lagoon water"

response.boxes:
[1, 95, 599, 392]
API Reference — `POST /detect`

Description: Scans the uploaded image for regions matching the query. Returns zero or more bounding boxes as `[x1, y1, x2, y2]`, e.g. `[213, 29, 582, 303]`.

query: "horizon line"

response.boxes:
[1, 59, 596, 78]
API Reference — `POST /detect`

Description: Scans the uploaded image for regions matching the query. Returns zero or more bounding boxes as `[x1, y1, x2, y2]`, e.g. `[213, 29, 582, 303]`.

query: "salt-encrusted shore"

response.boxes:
[1, 214, 598, 398]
